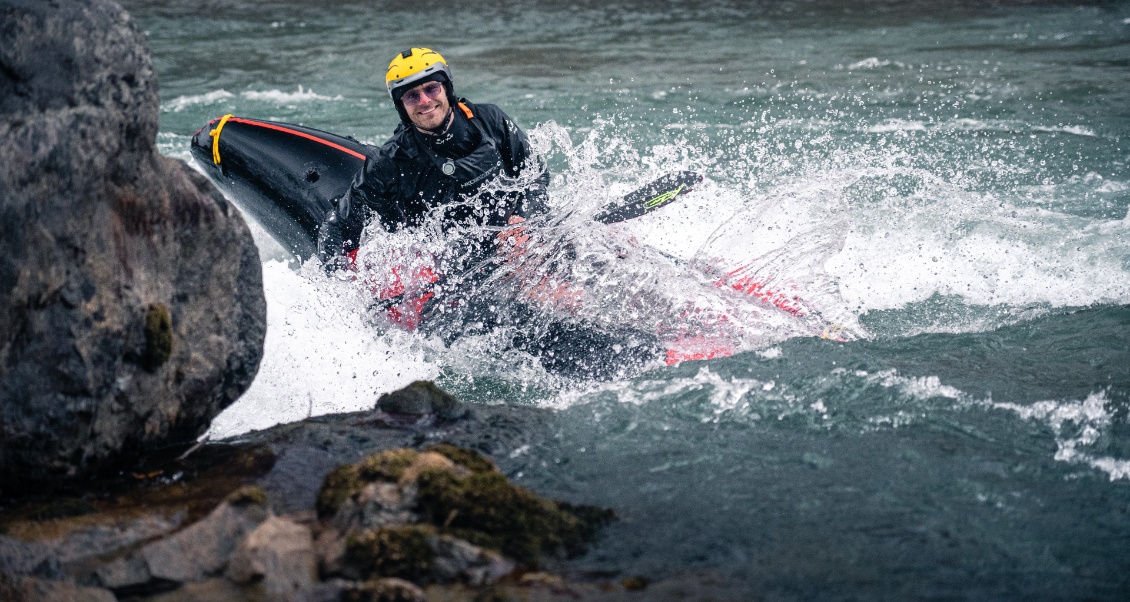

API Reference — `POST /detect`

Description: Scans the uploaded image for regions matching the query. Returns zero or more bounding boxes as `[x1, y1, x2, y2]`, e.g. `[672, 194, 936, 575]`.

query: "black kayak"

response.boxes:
[190, 115, 372, 258]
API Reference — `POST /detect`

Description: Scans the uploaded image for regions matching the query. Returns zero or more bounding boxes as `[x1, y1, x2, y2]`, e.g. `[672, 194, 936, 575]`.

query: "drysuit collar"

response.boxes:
[416, 104, 477, 158]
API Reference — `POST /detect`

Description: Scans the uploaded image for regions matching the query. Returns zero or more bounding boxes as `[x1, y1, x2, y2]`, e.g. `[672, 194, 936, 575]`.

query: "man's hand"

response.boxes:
[317, 208, 349, 271]
[497, 214, 530, 259]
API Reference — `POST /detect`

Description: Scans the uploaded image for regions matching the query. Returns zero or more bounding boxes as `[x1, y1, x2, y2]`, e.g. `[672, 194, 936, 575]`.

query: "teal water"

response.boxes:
[126, 0, 1130, 597]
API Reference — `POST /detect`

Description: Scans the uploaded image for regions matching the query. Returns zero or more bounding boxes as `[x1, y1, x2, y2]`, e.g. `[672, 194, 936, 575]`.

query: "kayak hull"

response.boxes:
[190, 116, 371, 258]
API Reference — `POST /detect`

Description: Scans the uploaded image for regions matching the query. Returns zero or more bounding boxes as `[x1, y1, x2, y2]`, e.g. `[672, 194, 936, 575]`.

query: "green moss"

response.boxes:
[316, 464, 362, 519]
[317, 445, 614, 568]
[357, 449, 419, 481]
[425, 444, 497, 475]
[225, 485, 268, 507]
[141, 302, 173, 371]
[316, 449, 421, 519]
[415, 468, 613, 566]
[344, 525, 436, 582]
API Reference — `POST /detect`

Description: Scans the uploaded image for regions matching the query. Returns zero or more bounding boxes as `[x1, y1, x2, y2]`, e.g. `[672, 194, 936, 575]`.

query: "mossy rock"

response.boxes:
[225, 484, 268, 507]
[317, 446, 614, 567]
[425, 444, 497, 475]
[317, 463, 363, 519]
[316, 449, 426, 518]
[345, 525, 437, 582]
[377, 381, 467, 422]
[415, 468, 613, 566]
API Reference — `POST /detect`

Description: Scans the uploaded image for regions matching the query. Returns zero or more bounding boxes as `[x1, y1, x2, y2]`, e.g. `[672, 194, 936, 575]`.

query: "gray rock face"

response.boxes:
[227, 516, 317, 597]
[376, 380, 468, 423]
[0, 0, 266, 489]
[96, 497, 268, 591]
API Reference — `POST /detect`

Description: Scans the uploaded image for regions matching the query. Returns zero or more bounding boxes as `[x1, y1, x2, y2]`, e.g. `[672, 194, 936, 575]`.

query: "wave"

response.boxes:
[240, 84, 344, 103]
[161, 85, 343, 113]
[162, 89, 234, 113]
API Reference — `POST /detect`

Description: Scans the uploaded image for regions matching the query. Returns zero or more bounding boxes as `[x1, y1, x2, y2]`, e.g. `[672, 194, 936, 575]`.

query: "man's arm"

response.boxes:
[497, 111, 550, 218]
[316, 156, 392, 267]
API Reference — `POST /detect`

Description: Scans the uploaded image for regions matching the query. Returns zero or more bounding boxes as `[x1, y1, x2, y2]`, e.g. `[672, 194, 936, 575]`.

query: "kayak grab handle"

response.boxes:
[209, 113, 234, 164]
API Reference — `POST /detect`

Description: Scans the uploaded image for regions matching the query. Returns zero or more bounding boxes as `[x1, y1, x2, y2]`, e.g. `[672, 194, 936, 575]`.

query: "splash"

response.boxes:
[993, 392, 1130, 481]
[207, 259, 438, 439]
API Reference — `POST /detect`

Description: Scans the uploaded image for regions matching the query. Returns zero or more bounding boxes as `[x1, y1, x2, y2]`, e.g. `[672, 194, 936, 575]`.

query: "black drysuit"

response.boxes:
[317, 99, 548, 260]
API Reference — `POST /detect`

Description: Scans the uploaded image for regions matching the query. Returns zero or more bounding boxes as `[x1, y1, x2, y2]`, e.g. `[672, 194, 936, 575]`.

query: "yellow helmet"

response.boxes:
[386, 47, 453, 102]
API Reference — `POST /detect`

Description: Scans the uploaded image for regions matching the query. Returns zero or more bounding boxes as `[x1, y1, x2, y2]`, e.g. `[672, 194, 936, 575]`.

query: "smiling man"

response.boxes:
[317, 47, 548, 266]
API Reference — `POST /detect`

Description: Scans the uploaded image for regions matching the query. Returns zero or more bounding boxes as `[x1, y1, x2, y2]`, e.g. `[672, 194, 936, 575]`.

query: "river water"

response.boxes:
[125, 0, 1129, 597]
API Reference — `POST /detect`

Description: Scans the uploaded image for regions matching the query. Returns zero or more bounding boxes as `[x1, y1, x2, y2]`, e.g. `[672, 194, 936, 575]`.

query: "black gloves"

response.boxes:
[316, 195, 352, 271]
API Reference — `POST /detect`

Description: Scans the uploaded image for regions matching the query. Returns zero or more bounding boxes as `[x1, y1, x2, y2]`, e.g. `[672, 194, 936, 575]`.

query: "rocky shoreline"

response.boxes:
[0, 382, 684, 602]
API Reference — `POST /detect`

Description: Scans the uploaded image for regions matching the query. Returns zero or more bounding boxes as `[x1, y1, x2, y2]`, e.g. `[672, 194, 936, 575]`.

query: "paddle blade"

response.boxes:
[594, 171, 703, 224]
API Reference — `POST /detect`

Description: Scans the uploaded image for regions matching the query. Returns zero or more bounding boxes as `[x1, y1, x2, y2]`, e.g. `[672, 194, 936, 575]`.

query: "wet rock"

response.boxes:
[411, 447, 614, 566]
[314, 527, 348, 577]
[0, 535, 61, 580]
[341, 525, 513, 586]
[348, 577, 426, 602]
[141, 577, 246, 602]
[0, 0, 266, 491]
[227, 515, 317, 597]
[287, 577, 356, 602]
[342, 524, 437, 582]
[0, 575, 116, 602]
[429, 534, 515, 586]
[377, 381, 468, 423]
[320, 446, 609, 583]
[96, 492, 268, 591]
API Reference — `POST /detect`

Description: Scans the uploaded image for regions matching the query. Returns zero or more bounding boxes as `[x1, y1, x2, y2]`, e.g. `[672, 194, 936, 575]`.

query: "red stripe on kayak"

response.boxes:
[227, 117, 368, 161]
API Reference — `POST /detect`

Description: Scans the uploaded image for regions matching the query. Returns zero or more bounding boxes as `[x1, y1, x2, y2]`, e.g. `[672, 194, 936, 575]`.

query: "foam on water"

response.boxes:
[161, 86, 342, 114]
[239, 85, 344, 103]
[207, 258, 438, 439]
[162, 90, 235, 113]
[993, 392, 1130, 481]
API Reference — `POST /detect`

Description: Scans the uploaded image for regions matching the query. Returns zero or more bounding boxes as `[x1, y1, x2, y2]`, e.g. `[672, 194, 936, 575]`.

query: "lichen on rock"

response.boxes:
[141, 302, 173, 371]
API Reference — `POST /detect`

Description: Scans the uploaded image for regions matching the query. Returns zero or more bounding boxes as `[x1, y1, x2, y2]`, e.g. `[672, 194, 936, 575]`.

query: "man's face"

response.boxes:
[402, 80, 450, 132]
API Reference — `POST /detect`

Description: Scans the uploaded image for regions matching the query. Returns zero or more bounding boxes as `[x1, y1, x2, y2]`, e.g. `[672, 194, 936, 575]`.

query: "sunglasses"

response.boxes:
[401, 82, 446, 107]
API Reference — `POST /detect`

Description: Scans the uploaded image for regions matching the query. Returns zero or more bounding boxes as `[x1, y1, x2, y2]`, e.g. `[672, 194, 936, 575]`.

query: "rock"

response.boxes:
[287, 577, 356, 602]
[96, 496, 268, 591]
[428, 534, 515, 586]
[0, 535, 62, 580]
[227, 516, 317, 597]
[0, 0, 266, 491]
[320, 449, 474, 531]
[314, 528, 347, 577]
[342, 525, 436, 582]
[348, 578, 426, 602]
[141, 577, 246, 602]
[0, 574, 117, 602]
[322, 445, 607, 583]
[377, 381, 468, 423]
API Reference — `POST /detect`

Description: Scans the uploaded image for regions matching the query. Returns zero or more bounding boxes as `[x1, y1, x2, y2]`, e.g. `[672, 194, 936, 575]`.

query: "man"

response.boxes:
[317, 47, 548, 268]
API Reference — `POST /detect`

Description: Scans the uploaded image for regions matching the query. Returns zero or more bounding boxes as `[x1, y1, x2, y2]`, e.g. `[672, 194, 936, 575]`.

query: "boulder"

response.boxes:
[0, 0, 266, 489]
[0, 575, 116, 602]
[227, 516, 317, 597]
[96, 489, 269, 592]
[376, 381, 468, 423]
